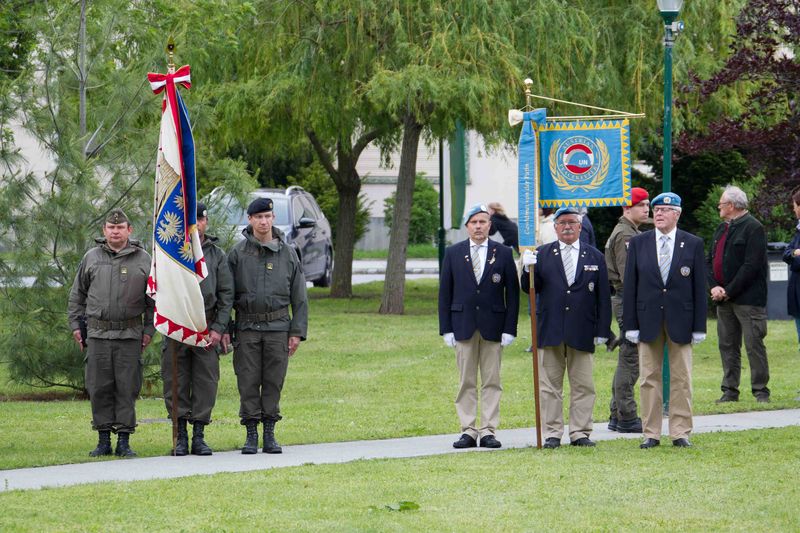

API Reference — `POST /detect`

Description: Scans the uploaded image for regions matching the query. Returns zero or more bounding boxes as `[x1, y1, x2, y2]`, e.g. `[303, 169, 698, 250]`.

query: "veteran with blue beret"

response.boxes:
[439, 203, 520, 449]
[520, 206, 612, 448]
[623, 192, 707, 449]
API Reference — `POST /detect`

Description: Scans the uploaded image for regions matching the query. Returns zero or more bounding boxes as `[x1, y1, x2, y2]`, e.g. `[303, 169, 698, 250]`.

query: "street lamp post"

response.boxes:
[657, 0, 684, 415]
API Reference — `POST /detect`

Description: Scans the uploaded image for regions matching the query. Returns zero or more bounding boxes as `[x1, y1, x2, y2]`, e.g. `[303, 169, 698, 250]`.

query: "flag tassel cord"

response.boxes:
[525, 93, 645, 121]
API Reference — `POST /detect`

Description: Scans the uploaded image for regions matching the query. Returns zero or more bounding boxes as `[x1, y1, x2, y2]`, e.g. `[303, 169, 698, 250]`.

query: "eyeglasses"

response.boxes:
[653, 206, 678, 214]
[718, 201, 731, 209]
[555, 221, 581, 227]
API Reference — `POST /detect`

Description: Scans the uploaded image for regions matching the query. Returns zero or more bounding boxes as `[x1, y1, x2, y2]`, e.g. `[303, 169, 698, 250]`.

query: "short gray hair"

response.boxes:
[723, 185, 748, 209]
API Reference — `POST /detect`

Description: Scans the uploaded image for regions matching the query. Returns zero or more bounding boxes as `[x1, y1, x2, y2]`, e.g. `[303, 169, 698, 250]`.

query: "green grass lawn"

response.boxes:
[0, 280, 798, 472]
[0, 427, 798, 531]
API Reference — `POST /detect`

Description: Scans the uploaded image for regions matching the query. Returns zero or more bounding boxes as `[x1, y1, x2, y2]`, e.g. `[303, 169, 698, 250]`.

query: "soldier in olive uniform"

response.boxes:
[604, 187, 649, 433]
[160, 203, 234, 456]
[228, 197, 308, 454]
[68, 209, 155, 457]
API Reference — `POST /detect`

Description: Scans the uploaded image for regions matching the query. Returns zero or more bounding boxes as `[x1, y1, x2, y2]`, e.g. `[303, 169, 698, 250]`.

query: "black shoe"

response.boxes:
[672, 438, 692, 447]
[715, 395, 738, 404]
[89, 430, 112, 457]
[639, 438, 660, 449]
[616, 417, 643, 433]
[452, 434, 477, 449]
[479, 435, 502, 449]
[543, 437, 561, 449]
[191, 422, 213, 456]
[262, 419, 283, 454]
[241, 421, 259, 455]
[114, 432, 137, 457]
[756, 396, 770, 403]
[607, 417, 619, 432]
[570, 437, 596, 447]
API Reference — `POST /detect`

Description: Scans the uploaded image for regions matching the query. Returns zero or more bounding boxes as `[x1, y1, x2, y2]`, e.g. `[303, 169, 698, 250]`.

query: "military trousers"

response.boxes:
[717, 302, 770, 399]
[608, 294, 640, 421]
[85, 338, 142, 433]
[160, 338, 220, 424]
[233, 329, 288, 423]
[539, 343, 595, 441]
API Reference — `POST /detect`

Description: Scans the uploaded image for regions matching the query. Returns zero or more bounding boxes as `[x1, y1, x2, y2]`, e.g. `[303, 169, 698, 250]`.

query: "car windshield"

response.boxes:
[227, 197, 290, 226]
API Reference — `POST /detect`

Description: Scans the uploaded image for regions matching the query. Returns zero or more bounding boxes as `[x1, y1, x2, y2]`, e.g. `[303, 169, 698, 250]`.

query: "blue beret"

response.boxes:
[247, 197, 273, 215]
[651, 192, 682, 209]
[554, 206, 581, 219]
[197, 202, 208, 219]
[462, 203, 490, 226]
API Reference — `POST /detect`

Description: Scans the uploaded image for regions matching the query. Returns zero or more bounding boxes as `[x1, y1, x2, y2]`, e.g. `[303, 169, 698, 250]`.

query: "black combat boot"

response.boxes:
[89, 430, 112, 457]
[115, 432, 137, 457]
[173, 418, 189, 456]
[241, 421, 259, 454]
[262, 419, 282, 454]
[191, 422, 213, 456]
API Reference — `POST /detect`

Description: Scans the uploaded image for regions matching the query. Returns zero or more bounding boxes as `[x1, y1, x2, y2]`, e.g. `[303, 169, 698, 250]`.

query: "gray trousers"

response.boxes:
[160, 338, 220, 424]
[85, 338, 142, 433]
[717, 301, 770, 399]
[608, 294, 640, 421]
[233, 330, 289, 423]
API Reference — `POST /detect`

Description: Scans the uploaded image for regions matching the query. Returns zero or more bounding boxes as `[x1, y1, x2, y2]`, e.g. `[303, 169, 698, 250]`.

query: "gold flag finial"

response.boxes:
[166, 37, 176, 73]
[524, 78, 533, 110]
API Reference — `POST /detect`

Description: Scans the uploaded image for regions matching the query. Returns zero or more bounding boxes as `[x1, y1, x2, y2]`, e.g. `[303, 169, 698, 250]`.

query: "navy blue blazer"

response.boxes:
[623, 229, 707, 344]
[521, 240, 611, 353]
[438, 239, 520, 342]
[783, 229, 800, 317]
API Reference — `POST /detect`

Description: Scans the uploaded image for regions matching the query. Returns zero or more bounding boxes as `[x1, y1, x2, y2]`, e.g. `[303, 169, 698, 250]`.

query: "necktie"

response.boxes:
[471, 245, 482, 282]
[562, 244, 574, 285]
[659, 235, 671, 284]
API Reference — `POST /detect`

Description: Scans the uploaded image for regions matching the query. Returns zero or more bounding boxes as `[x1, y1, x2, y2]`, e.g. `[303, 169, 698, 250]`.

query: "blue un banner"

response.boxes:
[538, 119, 631, 208]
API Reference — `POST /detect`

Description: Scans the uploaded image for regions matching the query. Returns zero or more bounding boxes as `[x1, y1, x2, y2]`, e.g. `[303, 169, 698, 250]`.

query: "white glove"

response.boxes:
[692, 332, 706, 345]
[443, 332, 456, 348]
[522, 249, 538, 272]
[501, 333, 515, 347]
[625, 330, 640, 344]
[594, 337, 608, 346]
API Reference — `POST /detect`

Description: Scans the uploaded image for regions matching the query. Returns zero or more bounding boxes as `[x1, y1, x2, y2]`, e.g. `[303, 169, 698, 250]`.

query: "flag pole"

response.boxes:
[524, 79, 543, 450]
[165, 37, 179, 456]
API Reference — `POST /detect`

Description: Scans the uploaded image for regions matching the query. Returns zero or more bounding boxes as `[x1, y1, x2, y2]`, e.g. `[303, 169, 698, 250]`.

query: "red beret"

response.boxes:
[628, 187, 649, 207]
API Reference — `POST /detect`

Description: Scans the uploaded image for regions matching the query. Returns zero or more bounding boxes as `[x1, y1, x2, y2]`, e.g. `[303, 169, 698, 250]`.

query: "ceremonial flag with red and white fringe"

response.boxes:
[146, 64, 208, 346]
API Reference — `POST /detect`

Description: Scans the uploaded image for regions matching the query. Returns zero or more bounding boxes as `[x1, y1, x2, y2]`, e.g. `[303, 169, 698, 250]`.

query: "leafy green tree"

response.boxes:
[384, 176, 439, 245]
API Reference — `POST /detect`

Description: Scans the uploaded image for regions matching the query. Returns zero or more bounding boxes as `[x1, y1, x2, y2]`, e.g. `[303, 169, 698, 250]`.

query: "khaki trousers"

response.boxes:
[455, 331, 502, 439]
[639, 323, 693, 441]
[539, 344, 595, 441]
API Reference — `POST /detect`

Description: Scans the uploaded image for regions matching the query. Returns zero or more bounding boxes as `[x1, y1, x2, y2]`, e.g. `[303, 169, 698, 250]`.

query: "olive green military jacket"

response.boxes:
[200, 234, 234, 334]
[604, 216, 640, 293]
[228, 226, 308, 339]
[68, 238, 156, 340]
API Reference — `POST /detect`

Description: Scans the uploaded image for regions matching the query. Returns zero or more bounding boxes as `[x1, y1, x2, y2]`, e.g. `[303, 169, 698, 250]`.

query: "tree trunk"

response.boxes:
[330, 163, 359, 297]
[379, 114, 423, 315]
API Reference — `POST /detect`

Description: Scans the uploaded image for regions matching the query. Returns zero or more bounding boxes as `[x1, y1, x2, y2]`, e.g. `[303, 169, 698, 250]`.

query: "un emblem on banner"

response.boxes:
[549, 136, 610, 192]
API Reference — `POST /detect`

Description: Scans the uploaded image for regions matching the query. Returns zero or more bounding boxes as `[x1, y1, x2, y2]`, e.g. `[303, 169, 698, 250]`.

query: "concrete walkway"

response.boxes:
[352, 259, 438, 275]
[2, 409, 798, 493]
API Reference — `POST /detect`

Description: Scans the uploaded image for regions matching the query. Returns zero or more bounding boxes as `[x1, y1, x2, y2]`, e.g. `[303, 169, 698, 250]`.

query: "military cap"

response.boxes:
[554, 206, 581, 219]
[628, 187, 649, 207]
[247, 197, 273, 215]
[462, 203, 490, 226]
[105, 208, 129, 225]
[197, 202, 208, 219]
[651, 192, 682, 210]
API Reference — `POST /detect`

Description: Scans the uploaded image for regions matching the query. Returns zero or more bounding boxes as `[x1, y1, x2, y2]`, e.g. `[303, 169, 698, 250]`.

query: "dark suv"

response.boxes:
[207, 186, 333, 287]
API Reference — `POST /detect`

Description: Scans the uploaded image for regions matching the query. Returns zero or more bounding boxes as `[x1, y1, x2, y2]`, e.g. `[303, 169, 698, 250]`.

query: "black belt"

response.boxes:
[239, 308, 289, 323]
[88, 317, 141, 330]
